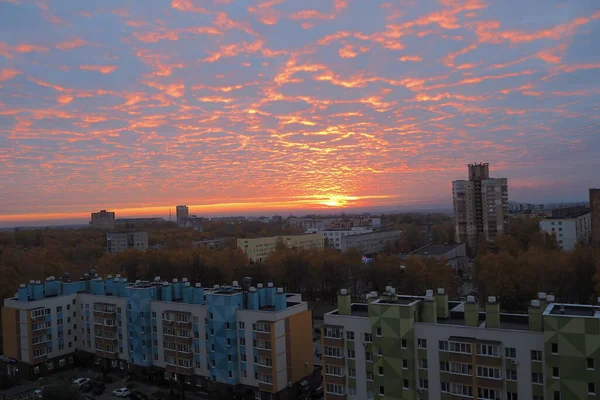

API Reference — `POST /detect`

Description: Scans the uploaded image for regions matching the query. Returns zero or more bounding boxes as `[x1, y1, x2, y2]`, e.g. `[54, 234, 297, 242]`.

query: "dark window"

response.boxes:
[551, 343, 558, 354]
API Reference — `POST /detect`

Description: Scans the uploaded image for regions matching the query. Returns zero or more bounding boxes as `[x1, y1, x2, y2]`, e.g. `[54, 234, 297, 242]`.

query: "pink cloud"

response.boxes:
[79, 65, 118, 74]
[0, 68, 22, 81]
[56, 38, 88, 50]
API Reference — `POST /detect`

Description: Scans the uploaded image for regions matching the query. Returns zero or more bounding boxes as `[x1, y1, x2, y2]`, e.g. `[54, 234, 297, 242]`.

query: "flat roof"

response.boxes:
[410, 242, 463, 256]
[547, 303, 599, 317]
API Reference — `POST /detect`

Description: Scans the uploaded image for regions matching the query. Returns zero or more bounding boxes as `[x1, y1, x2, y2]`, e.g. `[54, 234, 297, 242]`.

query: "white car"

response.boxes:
[72, 378, 91, 389]
[113, 388, 130, 397]
[33, 389, 42, 399]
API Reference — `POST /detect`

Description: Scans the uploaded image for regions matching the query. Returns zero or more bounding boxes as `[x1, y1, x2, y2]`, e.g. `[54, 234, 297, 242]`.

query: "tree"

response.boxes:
[42, 384, 83, 400]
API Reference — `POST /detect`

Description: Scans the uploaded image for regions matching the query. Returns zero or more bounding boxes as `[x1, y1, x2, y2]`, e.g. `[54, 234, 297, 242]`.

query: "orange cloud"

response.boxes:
[57, 94, 74, 104]
[398, 55, 422, 62]
[56, 38, 88, 50]
[15, 44, 49, 53]
[170, 0, 209, 13]
[338, 44, 357, 58]
[80, 65, 118, 74]
[0, 68, 22, 81]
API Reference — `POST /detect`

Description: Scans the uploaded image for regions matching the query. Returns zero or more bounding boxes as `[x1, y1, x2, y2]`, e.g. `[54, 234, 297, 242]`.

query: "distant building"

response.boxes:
[192, 237, 228, 249]
[180, 215, 204, 231]
[90, 210, 115, 230]
[287, 215, 379, 231]
[453, 163, 508, 253]
[106, 231, 148, 254]
[176, 205, 189, 228]
[340, 230, 401, 255]
[539, 208, 591, 250]
[402, 242, 469, 275]
[311, 227, 373, 250]
[591, 189, 600, 246]
[238, 233, 325, 263]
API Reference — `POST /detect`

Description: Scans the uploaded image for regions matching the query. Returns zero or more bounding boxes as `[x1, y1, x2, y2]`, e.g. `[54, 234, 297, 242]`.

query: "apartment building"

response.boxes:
[453, 163, 509, 254]
[90, 210, 116, 230]
[539, 208, 591, 250]
[106, 231, 148, 254]
[307, 228, 373, 251]
[237, 234, 325, 263]
[176, 205, 189, 228]
[339, 230, 401, 255]
[2, 276, 313, 399]
[322, 288, 600, 400]
[590, 189, 600, 246]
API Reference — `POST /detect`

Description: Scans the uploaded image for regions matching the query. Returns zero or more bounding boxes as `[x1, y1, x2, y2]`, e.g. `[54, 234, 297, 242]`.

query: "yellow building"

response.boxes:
[238, 233, 325, 262]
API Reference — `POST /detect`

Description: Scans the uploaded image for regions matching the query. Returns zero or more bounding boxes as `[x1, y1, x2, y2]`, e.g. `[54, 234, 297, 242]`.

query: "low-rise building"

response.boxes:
[180, 216, 204, 231]
[539, 208, 591, 250]
[402, 242, 469, 275]
[339, 230, 401, 255]
[322, 288, 599, 400]
[1, 276, 314, 400]
[310, 228, 373, 251]
[238, 234, 325, 263]
[192, 238, 229, 250]
[90, 210, 115, 230]
[106, 231, 148, 254]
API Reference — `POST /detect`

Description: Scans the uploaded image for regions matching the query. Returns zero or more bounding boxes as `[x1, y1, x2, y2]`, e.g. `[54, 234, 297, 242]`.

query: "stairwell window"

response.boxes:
[552, 367, 559, 379]
[589, 383, 596, 395]
[417, 339, 427, 349]
[588, 358, 595, 370]
[551, 342, 558, 354]
[364, 333, 372, 343]
[531, 350, 542, 361]
[376, 327, 382, 337]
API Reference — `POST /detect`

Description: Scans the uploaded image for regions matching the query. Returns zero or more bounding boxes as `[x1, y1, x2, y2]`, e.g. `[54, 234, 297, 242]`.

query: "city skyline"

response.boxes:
[1, 0, 599, 226]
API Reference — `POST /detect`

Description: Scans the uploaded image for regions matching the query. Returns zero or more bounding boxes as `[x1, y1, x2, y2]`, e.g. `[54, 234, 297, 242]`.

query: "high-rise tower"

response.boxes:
[453, 163, 508, 254]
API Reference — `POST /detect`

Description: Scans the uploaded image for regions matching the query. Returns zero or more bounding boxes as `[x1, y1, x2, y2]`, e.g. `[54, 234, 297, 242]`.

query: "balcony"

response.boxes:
[95, 349, 119, 360]
[176, 336, 193, 345]
[323, 337, 344, 347]
[255, 331, 272, 341]
[177, 351, 194, 360]
[175, 320, 192, 329]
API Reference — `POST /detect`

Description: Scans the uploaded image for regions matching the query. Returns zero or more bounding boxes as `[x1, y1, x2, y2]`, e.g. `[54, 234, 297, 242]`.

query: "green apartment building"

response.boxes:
[322, 288, 600, 400]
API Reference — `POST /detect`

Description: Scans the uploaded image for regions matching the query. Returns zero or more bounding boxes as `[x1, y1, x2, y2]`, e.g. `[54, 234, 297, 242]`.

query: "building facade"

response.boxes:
[322, 288, 600, 400]
[539, 209, 591, 250]
[2, 277, 314, 399]
[402, 243, 469, 276]
[106, 231, 148, 254]
[339, 230, 401, 255]
[591, 189, 600, 247]
[453, 163, 508, 254]
[237, 234, 325, 263]
[180, 216, 204, 231]
[176, 205, 189, 228]
[90, 210, 116, 230]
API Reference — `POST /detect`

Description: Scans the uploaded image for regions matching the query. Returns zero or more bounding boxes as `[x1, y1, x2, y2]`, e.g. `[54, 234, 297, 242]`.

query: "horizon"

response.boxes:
[1, 0, 599, 227]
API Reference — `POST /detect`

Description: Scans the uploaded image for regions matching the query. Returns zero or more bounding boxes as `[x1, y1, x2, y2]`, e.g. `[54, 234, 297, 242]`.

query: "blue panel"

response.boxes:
[275, 293, 286, 311]
[17, 286, 28, 301]
[247, 291, 259, 310]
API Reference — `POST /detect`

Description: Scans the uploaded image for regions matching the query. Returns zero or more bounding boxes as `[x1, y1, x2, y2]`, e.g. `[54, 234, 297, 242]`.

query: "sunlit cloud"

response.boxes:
[0, 0, 599, 223]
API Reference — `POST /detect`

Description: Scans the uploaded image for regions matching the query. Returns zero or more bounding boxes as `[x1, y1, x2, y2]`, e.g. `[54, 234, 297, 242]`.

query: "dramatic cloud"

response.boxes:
[0, 0, 599, 225]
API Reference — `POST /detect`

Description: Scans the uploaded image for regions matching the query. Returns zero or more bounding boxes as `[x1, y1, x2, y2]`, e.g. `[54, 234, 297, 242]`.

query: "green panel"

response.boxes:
[506, 381, 518, 393]
[346, 340, 355, 350]
[531, 361, 544, 373]
[532, 384, 545, 397]
[348, 378, 356, 389]
[584, 318, 600, 335]
[439, 351, 449, 362]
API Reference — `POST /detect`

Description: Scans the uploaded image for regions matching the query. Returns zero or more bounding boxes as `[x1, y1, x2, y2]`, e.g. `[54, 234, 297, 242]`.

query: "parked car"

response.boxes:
[80, 382, 93, 393]
[298, 380, 310, 395]
[92, 383, 106, 396]
[129, 391, 148, 400]
[113, 387, 130, 397]
[33, 389, 42, 399]
[72, 378, 91, 389]
[311, 385, 323, 398]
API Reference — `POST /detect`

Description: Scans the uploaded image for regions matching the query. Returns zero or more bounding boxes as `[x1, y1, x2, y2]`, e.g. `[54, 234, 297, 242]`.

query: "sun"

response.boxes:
[320, 195, 358, 207]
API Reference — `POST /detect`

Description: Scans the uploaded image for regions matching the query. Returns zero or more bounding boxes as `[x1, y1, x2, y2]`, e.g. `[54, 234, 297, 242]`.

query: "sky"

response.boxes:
[1, 0, 599, 226]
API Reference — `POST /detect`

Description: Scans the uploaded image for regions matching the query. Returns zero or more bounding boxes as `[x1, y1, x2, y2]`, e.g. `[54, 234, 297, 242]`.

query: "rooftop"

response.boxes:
[409, 242, 463, 256]
[546, 303, 600, 317]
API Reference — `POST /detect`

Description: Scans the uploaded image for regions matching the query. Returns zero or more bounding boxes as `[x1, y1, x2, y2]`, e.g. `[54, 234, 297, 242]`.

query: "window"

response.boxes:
[587, 358, 595, 370]
[348, 388, 357, 397]
[366, 352, 373, 362]
[553, 391, 561, 400]
[589, 383, 596, 395]
[348, 368, 356, 377]
[418, 358, 428, 369]
[326, 365, 343, 376]
[379, 386, 384, 396]
[449, 341, 471, 354]
[477, 366, 501, 379]
[506, 368, 517, 381]
[507, 393, 518, 400]
[552, 367, 559, 379]
[441, 382, 449, 392]
[533, 396, 544, 400]
[59, 359, 66, 367]
[440, 361, 449, 371]
[417, 339, 427, 348]
[378, 366, 383, 376]
[531, 350, 542, 361]
[478, 388, 500, 400]
[505, 347, 516, 358]
[239, 321, 245, 329]
[402, 359, 408, 369]
[451, 362, 472, 375]
[401, 339, 407, 348]
[241, 369, 246, 378]
[366, 371, 374, 381]
[476, 344, 500, 357]
[376, 327, 382, 337]
[403, 379, 409, 389]
[367, 391, 374, 400]
[439, 340, 449, 351]
[325, 384, 344, 395]
[324, 346, 342, 358]
[347, 349, 355, 359]
[240, 337, 246, 346]
[551, 342, 558, 354]
[532, 372, 544, 384]
[364, 333, 372, 343]
[57, 306, 62, 313]
[225, 322, 230, 330]
[209, 312, 213, 319]
[227, 338, 231, 346]
[346, 331, 354, 341]
[324, 328, 343, 338]
[377, 345, 383, 356]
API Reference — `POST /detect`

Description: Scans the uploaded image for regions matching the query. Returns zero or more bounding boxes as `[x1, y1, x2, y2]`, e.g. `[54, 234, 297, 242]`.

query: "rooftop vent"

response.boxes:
[257, 283, 263, 288]
[214, 285, 220, 289]
[559, 306, 566, 314]
[173, 278, 178, 283]
[531, 299, 540, 307]
[195, 283, 202, 288]
[340, 289, 348, 295]
[547, 294, 555, 302]
[425, 289, 434, 299]
[466, 295, 476, 303]
[277, 287, 283, 294]
[488, 296, 497, 304]
[268, 282, 274, 288]
[182, 278, 188, 282]
[438, 288, 445, 295]
[538, 292, 547, 300]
